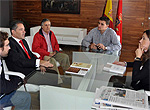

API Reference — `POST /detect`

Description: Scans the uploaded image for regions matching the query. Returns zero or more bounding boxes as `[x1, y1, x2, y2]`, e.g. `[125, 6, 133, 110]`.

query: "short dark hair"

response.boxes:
[0, 31, 8, 48]
[10, 20, 24, 33]
[144, 30, 150, 40]
[99, 16, 110, 25]
[41, 18, 51, 26]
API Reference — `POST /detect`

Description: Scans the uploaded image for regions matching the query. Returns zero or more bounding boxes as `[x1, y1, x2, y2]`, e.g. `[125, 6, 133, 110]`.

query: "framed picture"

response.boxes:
[42, 0, 80, 14]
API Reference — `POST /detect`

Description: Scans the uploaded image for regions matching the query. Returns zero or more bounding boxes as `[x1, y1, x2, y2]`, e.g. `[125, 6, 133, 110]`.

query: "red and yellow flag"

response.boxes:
[115, 0, 122, 44]
[104, 0, 113, 29]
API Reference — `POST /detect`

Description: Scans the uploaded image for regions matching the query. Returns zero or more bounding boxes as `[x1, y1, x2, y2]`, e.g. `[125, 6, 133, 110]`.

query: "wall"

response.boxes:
[0, 0, 13, 27]
[13, 0, 150, 61]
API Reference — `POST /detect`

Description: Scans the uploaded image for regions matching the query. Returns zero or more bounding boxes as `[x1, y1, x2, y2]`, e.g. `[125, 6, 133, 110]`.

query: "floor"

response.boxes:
[29, 45, 133, 110]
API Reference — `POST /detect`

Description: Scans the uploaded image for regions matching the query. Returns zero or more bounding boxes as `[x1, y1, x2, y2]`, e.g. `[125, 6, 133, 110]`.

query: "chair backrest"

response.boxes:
[30, 26, 41, 37]
[25, 36, 40, 58]
[30, 26, 87, 37]
[25, 36, 33, 50]
[2, 60, 39, 92]
[0, 27, 11, 37]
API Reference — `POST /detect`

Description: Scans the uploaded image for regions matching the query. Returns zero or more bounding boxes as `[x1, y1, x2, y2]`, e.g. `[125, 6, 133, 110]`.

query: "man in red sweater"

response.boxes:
[32, 18, 70, 79]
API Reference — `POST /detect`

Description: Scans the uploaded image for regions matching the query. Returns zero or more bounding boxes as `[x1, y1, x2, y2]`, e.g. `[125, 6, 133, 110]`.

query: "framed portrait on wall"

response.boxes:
[42, 0, 80, 14]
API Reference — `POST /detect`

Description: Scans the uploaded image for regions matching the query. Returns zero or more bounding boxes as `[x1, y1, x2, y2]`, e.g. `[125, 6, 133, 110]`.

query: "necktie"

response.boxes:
[19, 40, 31, 59]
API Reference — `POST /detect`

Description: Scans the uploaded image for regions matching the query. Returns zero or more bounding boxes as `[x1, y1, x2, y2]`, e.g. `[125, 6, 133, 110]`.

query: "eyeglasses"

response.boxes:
[44, 24, 51, 26]
[98, 22, 105, 26]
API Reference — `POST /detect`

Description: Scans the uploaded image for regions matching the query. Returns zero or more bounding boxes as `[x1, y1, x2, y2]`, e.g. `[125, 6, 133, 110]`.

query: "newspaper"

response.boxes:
[92, 86, 149, 110]
[92, 88, 131, 110]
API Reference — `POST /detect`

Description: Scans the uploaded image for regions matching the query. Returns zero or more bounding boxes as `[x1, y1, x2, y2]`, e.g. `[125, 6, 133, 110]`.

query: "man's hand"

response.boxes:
[90, 43, 97, 50]
[96, 43, 106, 50]
[49, 51, 57, 57]
[40, 66, 46, 74]
[40, 60, 53, 68]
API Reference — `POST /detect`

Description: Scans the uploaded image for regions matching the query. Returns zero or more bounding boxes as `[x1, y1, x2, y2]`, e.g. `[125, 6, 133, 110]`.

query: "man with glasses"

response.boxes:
[82, 16, 121, 55]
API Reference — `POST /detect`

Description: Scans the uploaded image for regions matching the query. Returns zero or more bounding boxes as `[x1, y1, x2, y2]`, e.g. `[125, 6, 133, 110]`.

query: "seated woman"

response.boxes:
[114, 30, 150, 91]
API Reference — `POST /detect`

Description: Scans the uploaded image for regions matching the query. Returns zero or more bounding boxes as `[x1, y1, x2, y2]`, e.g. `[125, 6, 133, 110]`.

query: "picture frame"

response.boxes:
[42, 0, 81, 14]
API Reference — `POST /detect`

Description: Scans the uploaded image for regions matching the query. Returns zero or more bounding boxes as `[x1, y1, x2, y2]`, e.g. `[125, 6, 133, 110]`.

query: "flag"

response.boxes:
[104, 0, 113, 29]
[115, 0, 122, 44]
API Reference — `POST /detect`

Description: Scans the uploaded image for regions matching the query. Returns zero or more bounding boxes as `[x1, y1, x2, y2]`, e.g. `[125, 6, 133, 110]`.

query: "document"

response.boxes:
[103, 63, 126, 75]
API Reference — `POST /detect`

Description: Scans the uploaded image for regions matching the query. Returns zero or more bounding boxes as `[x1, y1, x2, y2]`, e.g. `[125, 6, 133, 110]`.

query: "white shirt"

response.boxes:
[0, 60, 9, 80]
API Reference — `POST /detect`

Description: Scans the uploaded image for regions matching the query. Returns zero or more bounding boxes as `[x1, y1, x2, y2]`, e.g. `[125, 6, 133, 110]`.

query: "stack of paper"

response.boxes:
[91, 86, 149, 110]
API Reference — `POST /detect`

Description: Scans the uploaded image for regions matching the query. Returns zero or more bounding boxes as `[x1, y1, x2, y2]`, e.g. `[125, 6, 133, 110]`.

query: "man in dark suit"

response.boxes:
[4, 20, 58, 86]
[0, 31, 31, 110]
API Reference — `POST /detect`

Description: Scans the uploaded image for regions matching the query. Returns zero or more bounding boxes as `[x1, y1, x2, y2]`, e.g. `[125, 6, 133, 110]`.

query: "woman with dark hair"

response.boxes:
[114, 30, 150, 91]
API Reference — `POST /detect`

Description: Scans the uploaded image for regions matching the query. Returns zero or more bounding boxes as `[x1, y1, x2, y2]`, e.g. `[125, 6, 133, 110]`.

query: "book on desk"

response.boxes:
[65, 62, 92, 76]
[103, 63, 126, 75]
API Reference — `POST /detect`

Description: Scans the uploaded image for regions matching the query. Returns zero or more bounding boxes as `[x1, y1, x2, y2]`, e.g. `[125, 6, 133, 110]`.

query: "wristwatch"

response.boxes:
[105, 47, 107, 50]
[134, 57, 141, 61]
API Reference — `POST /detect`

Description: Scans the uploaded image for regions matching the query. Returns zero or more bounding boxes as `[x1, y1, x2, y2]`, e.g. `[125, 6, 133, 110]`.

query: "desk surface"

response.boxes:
[40, 52, 121, 110]
[72, 52, 119, 92]
[40, 85, 95, 110]
[40, 86, 150, 110]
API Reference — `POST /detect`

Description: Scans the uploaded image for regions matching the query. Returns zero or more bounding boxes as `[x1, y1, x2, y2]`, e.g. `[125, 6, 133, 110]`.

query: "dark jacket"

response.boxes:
[0, 63, 23, 96]
[4, 37, 37, 76]
[127, 59, 150, 90]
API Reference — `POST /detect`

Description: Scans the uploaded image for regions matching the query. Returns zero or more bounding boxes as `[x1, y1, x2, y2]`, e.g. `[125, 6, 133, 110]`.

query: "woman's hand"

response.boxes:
[113, 61, 126, 67]
[135, 43, 144, 58]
